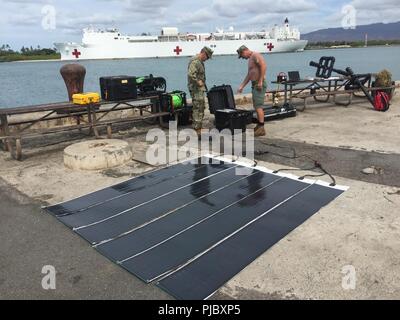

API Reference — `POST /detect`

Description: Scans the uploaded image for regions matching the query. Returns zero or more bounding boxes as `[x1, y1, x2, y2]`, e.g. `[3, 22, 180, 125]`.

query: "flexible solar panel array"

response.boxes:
[45, 156, 346, 300]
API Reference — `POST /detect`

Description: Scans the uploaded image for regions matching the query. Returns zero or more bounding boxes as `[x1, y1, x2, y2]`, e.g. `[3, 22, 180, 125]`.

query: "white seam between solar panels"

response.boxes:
[41, 155, 214, 209]
[205, 154, 349, 191]
[117, 176, 285, 265]
[56, 163, 211, 217]
[153, 183, 315, 284]
[73, 165, 238, 231]
[93, 170, 260, 247]
[42, 156, 209, 210]
[206, 154, 316, 184]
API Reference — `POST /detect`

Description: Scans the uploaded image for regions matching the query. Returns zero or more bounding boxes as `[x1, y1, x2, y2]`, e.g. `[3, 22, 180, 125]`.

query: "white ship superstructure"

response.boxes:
[55, 18, 308, 61]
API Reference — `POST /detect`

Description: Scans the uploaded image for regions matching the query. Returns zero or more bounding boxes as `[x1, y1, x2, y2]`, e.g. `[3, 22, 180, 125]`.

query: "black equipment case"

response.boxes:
[215, 109, 253, 133]
[257, 104, 297, 122]
[208, 84, 296, 131]
[207, 85, 252, 132]
[207, 85, 236, 114]
[100, 76, 137, 101]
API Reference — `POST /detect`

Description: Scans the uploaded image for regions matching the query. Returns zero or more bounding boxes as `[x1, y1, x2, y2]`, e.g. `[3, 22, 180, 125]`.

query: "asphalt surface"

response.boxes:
[254, 138, 400, 188]
[0, 178, 171, 300]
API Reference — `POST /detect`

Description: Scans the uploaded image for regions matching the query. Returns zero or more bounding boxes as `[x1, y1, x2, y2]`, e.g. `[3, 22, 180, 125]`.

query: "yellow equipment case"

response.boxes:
[72, 92, 101, 105]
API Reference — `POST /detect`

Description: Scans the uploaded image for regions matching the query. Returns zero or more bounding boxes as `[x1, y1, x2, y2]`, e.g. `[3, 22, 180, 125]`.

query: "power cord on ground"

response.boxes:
[255, 141, 337, 186]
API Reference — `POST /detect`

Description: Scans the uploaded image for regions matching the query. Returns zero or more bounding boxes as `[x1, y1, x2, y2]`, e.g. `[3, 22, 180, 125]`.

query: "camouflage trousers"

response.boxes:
[190, 90, 205, 130]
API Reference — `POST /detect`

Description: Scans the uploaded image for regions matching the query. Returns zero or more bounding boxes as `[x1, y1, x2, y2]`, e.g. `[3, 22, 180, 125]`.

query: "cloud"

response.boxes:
[4, 8, 39, 26]
[213, 0, 317, 18]
[322, 0, 400, 28]
[177, 8, 215, 25]
[1, 0, 399, 49]
[2, 0, 48, 3]
[350, 0, 400, 24]
[121, 0, 174, 16]
[351, 0, 398, 10]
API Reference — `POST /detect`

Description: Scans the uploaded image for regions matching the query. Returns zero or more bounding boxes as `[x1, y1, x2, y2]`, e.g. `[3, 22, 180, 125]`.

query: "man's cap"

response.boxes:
[202, 46, 214, 59]
[237, 45, 248, 59]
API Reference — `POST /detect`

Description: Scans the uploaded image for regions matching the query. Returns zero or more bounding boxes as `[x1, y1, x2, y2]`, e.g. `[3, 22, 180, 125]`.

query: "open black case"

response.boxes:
[207, 84, 297, 132]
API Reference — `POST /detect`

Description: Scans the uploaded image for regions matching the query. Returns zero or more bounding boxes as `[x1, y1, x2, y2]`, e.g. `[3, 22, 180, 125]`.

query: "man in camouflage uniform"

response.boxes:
[187, 46, 213, 135]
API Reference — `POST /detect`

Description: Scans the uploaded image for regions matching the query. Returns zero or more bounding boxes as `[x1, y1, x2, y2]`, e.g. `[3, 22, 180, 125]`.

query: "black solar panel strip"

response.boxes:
[56, 162, 234, 229]
[76, 166, 247, 244]
[46, 157, 212, 216]
[94, 171, 280, 261]
[120, 178, 308, 282]
[157, 184, 344, 300]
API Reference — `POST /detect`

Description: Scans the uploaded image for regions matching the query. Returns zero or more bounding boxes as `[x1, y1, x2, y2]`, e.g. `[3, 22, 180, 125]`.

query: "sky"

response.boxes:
[0, 0, 399, 49]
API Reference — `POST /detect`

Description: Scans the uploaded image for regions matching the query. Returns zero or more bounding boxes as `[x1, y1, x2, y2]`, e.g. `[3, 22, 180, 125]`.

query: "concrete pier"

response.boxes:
[0, 89, 399, 300]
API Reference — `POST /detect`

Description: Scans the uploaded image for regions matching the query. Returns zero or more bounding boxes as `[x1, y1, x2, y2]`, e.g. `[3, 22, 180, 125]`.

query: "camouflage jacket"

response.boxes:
[187, 56, 206, 92]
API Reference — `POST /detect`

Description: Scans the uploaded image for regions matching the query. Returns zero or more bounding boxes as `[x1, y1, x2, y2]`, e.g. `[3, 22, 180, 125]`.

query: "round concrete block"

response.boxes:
[64, 139, 132, 170]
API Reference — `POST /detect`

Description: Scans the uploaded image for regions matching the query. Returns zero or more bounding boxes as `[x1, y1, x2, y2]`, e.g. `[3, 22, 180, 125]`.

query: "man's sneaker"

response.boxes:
[254, 125, 266, 137]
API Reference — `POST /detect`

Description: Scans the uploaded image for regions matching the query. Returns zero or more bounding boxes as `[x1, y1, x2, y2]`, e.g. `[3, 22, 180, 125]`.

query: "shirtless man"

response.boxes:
[237, 45, 267, 137]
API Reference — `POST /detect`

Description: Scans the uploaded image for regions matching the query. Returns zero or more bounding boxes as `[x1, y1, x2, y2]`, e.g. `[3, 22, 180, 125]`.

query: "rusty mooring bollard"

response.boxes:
[60, 64, 86, 101]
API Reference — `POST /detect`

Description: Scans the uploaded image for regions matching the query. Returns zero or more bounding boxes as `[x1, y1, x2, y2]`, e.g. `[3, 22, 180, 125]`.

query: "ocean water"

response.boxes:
[0, 46, 399, 108]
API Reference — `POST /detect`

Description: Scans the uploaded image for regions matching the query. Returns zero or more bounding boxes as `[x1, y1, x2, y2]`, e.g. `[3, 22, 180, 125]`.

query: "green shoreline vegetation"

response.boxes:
[306, 39, 400, 50]
[0, 44, 60, 62]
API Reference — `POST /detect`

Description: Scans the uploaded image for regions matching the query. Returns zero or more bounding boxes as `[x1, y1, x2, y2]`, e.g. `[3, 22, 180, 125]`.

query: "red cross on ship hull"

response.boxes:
[267, 43, 275, 52]
[72, 49, 81, 58]
[174, 46, 183, 55]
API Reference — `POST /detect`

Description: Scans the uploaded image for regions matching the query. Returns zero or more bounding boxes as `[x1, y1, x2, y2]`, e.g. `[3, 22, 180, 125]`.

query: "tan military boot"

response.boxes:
[254, 125, 266, 137]
[196, 128, 203, 138]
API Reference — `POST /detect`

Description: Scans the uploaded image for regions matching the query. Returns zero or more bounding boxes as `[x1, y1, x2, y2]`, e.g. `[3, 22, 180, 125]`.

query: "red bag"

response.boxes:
[374, 91, 390, 112]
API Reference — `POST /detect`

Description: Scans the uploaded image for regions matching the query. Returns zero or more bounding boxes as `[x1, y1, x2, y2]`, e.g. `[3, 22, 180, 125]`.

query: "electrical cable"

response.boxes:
[255, 141, 337, 186]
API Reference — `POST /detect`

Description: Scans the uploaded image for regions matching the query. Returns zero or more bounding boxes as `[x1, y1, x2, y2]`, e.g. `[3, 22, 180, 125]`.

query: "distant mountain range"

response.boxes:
[302, 21, 400, 42]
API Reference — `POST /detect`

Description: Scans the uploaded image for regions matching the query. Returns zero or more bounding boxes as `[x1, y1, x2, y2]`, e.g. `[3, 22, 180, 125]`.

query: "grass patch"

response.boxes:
[0, 53, 61, 63]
